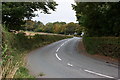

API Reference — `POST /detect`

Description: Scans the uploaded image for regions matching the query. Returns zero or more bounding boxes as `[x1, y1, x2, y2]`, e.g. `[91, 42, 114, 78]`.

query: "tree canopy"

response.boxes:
[73, 2, 120, 37]
[2, 2, 57, 30]
[23, 20, 83, 35]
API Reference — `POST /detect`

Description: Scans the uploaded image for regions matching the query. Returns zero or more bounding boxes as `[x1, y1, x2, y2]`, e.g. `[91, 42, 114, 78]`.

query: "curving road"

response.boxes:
[27, 37, 118, 79]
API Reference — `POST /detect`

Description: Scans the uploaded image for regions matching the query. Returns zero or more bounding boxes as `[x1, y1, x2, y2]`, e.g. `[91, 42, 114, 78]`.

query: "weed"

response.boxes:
[38, 72, 45, 77]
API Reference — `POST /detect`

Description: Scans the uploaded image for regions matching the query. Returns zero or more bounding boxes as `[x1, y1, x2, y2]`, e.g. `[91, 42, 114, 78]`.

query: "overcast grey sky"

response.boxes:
[32, 0, 78, 24]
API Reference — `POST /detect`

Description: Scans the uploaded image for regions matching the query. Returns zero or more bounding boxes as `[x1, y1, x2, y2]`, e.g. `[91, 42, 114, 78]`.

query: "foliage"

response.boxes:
[2, 2, 57, 30]
[14, 67, 35, 78]
[73, 2, 120, 37]
[24, 20, 83, 35]
[83, 37, 120, 58]
[38, 72, 45, 77]
[21, 19, 84, 35]
[24, 20, 45, 32]
[1, 29, 23, 79]
[24, 20, 36, 31]
[1, 28, 71, 78]
[64, 22, 82, 35]
[42, 21, 82, 35]
[43, 22, 54, 33]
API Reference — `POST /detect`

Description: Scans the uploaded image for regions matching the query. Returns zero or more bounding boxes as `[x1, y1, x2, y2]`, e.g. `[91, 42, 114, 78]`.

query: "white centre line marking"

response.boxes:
[67, 63, 73, 67]
[55, 38, 114, 79]
[55, 39, 72, 61]
[84, 69, 114, 78]
[56, 47, 60, 52]
[55, 53, 62, 61]
[60, 43, 64, 47]
[56, 39, 70, 52]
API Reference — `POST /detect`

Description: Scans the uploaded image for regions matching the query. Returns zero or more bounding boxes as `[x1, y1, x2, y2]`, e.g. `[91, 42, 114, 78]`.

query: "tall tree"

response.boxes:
[53, 22, 66, 33]
[65, 22, 81, 35]
[34, 21, 45, 32]
[2, 2, 57, 30]
[44, 22, 54, 33]
[24, 20, 35, 31]
[73, 2, 120, 36]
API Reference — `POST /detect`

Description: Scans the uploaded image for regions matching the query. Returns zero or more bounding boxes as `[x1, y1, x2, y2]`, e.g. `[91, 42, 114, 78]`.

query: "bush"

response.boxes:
[1, 29, 71, 78]
[83, 37, 120, 58]
[14, 67, 35, 78]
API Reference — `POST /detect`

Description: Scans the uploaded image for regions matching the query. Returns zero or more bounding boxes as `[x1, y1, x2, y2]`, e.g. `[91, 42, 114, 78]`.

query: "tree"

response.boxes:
[53, 24, 61, 33]
[24, 20, 45, 31]
[64, 22, 82, 35]
[43, 22, 67, 34]
[24, 20, 35, 31]
[41, 21, 81, 35]
[43, 22, 54, 33]
[34, 21, 45, 32]
[2, 2, 57, 30]
[73, 2, 120, 36]
[53, 22, 66, 34]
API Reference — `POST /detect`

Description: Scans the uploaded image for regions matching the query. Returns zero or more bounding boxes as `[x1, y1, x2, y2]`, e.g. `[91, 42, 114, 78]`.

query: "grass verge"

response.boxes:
[1, 28, 72, 79]
[14, 67, 35, 78]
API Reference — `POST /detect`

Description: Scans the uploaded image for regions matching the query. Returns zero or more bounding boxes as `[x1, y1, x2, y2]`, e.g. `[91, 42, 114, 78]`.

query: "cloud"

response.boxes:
[32, 0, 77, 24]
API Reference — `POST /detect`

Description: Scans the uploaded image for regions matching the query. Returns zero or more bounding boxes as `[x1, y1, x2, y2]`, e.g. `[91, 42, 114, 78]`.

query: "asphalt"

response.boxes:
[26, 37, 118, 79]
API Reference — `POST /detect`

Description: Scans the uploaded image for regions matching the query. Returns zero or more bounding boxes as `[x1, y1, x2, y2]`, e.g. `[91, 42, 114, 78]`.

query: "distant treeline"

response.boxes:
[23, 20, 84, 35]
[2, 2, 83, 35]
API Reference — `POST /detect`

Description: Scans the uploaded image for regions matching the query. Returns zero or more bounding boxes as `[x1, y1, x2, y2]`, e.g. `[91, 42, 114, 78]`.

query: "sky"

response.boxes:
[32, 0, 78, 25]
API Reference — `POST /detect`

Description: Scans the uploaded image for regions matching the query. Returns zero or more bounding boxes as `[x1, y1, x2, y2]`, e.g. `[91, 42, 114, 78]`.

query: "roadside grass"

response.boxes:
[1, 28, 72, 79]
[14, 67, 35, 78]
[83, 37, 120, 58]
[38, 72, 45, 77]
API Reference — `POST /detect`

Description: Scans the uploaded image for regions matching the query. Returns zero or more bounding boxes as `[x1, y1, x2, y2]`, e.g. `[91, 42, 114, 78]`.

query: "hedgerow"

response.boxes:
[83, 37, 120, 58]
[1, 28, 71, 79]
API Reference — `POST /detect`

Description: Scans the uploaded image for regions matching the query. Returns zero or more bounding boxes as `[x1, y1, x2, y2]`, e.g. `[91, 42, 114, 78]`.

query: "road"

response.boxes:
[26, 37, 118, 79]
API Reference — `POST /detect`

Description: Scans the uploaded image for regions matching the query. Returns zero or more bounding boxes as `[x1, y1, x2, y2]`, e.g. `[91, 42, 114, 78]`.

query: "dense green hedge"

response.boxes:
[7, 33, 71, 51]
[83, 37, 120, 58]
[1, 29, 71, 78]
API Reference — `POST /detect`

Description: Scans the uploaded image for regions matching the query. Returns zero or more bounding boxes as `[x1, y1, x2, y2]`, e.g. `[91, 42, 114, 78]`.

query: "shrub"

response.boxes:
[1, 29, 71, 78]
[14, 67, 35, 78]
[83, 37, 120, 58]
